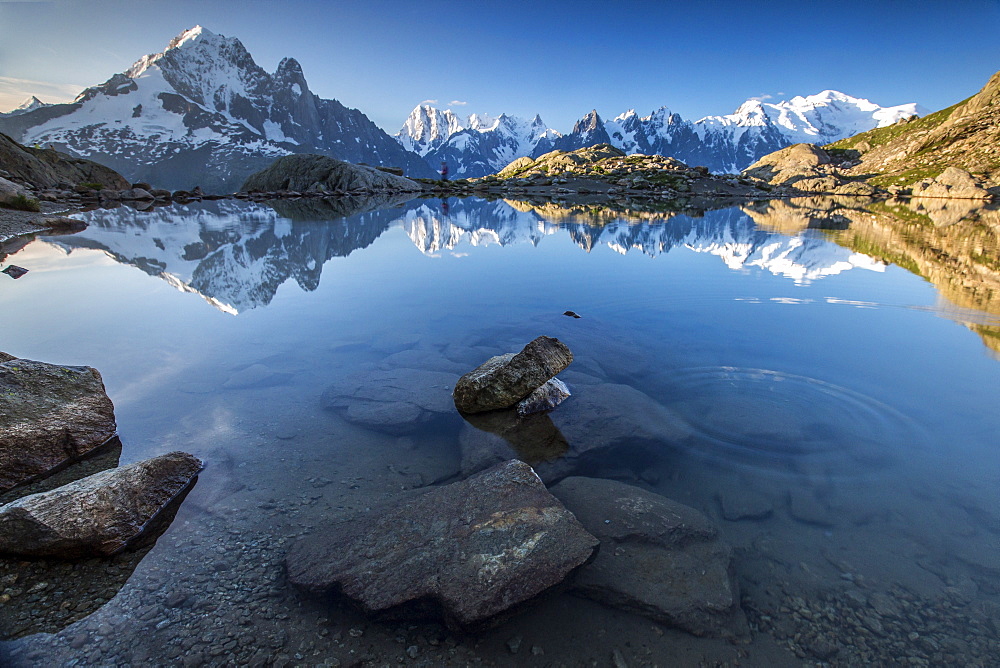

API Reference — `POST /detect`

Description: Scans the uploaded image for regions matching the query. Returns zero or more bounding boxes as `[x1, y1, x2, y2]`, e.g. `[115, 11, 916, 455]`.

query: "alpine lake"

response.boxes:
[1, 193, 999, 667]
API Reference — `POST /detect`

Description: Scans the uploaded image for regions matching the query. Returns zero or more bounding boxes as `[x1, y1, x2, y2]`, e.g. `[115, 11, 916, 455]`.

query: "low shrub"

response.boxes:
[3, 194, 41, 212]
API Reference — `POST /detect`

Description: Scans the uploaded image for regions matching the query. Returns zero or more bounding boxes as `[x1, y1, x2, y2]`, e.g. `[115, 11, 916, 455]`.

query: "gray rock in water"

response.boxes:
[242, 154, 424, 193]
[517, 377, 571, 416]
[285, 460, 599, 629]
[0, 451, 202, 558]
[320, 367, 458, 435]
[550, 477, 748, 638]
[0, 355, 118, 493]
[453, 336, 573, 414]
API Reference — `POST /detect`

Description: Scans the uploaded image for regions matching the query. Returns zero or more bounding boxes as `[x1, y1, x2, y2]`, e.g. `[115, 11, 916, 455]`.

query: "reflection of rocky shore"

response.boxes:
[744, 197, 1000, 355]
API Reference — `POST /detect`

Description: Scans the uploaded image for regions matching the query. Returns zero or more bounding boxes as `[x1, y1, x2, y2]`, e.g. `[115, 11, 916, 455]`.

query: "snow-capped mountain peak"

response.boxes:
[1, 95, 50, 115]
[395, 103, 562, 175]
[1, 25, 434, 191]
[167, 24, 211, 50]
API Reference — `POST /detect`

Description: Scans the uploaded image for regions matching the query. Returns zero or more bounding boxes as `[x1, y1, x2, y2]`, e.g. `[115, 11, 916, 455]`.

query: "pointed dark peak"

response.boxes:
[573, 109, 604, 134]
[276, 57, 303, 76]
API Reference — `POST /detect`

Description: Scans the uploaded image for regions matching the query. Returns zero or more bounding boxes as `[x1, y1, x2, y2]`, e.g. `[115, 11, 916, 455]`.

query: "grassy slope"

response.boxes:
[824, 83, 1000, 187]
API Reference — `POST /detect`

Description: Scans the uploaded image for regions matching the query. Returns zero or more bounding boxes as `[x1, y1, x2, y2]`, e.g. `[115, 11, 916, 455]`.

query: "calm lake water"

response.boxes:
[1, 195, 999, 666]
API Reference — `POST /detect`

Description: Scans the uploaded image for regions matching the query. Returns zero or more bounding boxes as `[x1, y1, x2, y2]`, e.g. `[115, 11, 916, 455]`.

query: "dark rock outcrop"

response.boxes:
[453, 336, 573, 413]
[0, 451, 202, 558]
[285, 460, 599, 629]
[0, 132, 128, 191]
[241, 154, 423, 193]
[0, 355, 118, 493]
[550, 476, 748, 638]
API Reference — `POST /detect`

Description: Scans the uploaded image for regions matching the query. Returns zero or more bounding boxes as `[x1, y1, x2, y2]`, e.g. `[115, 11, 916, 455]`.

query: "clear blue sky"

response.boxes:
[1, 0, 998, 133]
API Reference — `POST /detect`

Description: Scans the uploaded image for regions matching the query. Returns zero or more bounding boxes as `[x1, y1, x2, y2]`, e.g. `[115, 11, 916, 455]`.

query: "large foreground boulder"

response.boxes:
[0, 355, 117, 493]
[550, 477, 748, 638]
[453, 336, 573, 413]
[286, 460, 599, 629]
[0, 451, 202, 558]
[241, 154, 424, 193]
[0, 132, 128, 190]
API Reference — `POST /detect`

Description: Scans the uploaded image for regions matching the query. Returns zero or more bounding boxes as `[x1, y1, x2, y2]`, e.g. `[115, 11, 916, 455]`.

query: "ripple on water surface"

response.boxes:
[668, 367, 926, 479]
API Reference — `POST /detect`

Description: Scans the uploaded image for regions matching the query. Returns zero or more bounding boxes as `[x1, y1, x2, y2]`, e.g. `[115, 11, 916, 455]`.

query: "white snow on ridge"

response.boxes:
[25, 67, 221, 150]
[696, 90, 925, 145]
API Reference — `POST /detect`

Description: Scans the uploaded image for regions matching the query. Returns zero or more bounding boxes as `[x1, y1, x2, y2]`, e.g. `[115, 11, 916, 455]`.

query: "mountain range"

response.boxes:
[1, 25, 925, 192]
[396, 92, 925, 178]
[0, 26, 435, 192]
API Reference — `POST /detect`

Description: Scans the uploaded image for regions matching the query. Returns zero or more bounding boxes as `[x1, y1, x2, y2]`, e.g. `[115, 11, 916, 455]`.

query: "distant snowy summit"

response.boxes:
[0, 96, 51, 116]
[398, 92, 925, 177]
[0, 25, 435, 192]
[396, 105, 561, 178]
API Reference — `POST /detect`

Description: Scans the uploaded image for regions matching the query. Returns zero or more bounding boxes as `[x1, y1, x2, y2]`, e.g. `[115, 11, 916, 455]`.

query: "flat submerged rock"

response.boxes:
[285, 460, 599, 629]
[550, 476, 749, 638]
[0, 354, 118, 493]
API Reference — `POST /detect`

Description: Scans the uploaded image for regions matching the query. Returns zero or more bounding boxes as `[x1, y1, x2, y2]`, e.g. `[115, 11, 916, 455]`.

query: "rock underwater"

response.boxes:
[551, 476, 749, 638]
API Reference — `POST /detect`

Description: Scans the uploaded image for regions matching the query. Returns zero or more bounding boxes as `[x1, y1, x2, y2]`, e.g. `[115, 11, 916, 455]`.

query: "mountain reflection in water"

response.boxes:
[53, 195, 1000, 354]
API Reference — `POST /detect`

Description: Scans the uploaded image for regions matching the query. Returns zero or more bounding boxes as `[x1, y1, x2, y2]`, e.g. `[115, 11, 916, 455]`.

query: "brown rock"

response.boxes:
[453, 336, 573, 413]
[0, 451, 202, 558]
[0, 356, 117, 493]
[286, 460, 599, 629]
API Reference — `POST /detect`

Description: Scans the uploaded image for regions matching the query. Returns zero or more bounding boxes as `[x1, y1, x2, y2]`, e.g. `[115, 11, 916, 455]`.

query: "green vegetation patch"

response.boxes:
[1, 194, 41, 212]
[840, 233, 923, 277]
[869, 166, 946, 188]
[827, 99, 966, 151]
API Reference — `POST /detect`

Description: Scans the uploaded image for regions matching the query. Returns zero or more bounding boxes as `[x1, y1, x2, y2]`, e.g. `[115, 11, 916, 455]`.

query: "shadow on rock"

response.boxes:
[0, 437, 122, 507]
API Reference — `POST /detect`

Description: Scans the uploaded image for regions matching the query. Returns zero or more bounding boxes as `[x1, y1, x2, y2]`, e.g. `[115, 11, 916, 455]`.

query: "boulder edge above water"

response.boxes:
[453, 336, 574, 414]
[0, 451, 203, 558]
[241, 154, 424, 193]
[0, 355, 118, 493]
